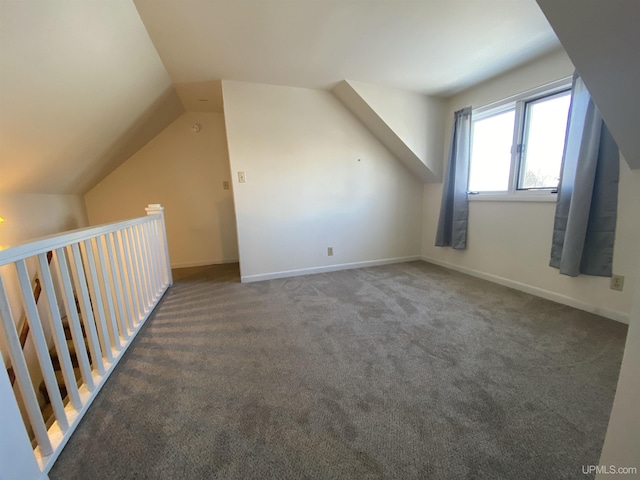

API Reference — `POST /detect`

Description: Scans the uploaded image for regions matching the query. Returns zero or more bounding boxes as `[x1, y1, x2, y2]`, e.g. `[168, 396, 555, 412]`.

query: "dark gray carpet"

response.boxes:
[49, 261, 627, 480]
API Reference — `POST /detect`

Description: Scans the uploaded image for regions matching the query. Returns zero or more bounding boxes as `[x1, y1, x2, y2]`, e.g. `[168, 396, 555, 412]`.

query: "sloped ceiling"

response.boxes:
[537, 0, 640, 169]
[333, 80, 445, 183]
[1, 0, 561, 195]
[174, 80, 223, 113]
[0, 0, 183, 195]
[133, 0, 560, 96]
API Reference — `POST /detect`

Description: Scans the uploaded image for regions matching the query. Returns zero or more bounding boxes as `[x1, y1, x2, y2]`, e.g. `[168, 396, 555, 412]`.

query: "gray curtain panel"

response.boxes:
[550, 73, 620, 277]
[435, 107, 472, 249]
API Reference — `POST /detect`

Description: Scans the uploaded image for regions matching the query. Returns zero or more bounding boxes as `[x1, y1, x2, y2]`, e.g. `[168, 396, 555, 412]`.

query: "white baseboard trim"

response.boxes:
[241, 256, 421, 283]
[421, 256, 629, 324]
[171, 259, 239, 269]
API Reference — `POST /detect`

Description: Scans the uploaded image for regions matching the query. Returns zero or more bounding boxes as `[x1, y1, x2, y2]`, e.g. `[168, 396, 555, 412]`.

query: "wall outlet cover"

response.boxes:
[610, 274, 625, 291]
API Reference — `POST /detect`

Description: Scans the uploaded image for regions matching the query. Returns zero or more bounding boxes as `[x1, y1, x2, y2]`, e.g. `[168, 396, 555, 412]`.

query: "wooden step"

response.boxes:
[27, 292, 93, 437]
[34, 368, 78, 447]
[41, 403, 54, 428]
[39, 367, 82, 407]
[61, 315, 86, 339]
[37, 382, 49, 411]
[51, 314, 93, 370]
[49, 340, 81, 370]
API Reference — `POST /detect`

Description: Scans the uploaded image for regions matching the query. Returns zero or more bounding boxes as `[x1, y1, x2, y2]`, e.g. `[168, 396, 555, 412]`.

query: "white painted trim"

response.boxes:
[469, 192, 557, 203]
[241, 256, 420, 283]
[0, 215, 161, 266]
[421, 256, 629, 324]
[474, 76, 572, 114]
[171, 259, 239, 269]
[38, 284, 171, 475]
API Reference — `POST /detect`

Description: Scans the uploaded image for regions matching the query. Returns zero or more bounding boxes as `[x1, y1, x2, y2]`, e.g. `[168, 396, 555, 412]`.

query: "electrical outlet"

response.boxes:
[327, 247, 333, 256]
[222, 181, 230, 190]
[610, 274, 625, 291]
[238, 171, 246, 183]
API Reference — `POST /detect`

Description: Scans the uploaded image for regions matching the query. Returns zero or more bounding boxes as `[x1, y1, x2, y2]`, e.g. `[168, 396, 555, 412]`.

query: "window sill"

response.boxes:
[468, 192, 557, 203]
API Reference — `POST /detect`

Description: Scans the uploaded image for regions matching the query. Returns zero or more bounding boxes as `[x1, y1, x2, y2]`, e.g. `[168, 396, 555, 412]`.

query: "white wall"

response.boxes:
[421, 49, 640, 322]
[0, 193, 88, 321]
[0, 192, 88, 321]
[597, 264, 640, 476]
[0, 194, 88, 247]
[84, 111, 238, 268]
[0, 193, 88, 366]
[333, 80, 445, 182]
[0, 0, 178, 194]
[343, 80, 446, 178]
[222, 80, 423, 281]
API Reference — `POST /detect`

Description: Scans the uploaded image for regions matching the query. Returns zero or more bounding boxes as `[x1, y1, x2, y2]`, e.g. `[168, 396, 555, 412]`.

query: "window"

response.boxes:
[468, 80, 572, 198]
[469, 108, 514, 192]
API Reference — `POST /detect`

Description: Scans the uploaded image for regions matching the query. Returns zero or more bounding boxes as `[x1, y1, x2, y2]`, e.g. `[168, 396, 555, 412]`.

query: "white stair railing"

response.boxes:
[0, 204, 172, 479]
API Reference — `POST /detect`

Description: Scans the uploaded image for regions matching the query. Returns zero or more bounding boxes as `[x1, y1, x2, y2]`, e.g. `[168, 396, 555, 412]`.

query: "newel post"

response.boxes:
[145, 204, 173, 286]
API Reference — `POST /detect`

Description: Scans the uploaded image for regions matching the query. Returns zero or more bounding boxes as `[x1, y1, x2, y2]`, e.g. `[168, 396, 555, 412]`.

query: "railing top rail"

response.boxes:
[0, 214, 160, 267]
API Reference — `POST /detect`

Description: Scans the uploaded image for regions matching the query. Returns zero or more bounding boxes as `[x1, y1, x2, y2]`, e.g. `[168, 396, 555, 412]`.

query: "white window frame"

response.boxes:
[469, 77, 572, 203]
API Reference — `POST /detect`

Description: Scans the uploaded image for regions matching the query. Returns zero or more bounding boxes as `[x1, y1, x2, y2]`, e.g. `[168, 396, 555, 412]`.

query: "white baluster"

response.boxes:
[119, 229, 140, 325]
[133, 225, 153, 313]
[0, 275, 53, 456]
[112, 231, 135, 334]
[144, 223, 158, 299]
[82, 239, 113, 363]
[125, 227, 145, 318]
[15, 259, 69, 431]
[0, 205, 173, 474]
[36, 252, 82, 410]
[154, 218, 169, 287]
[106, 232, 131, 340]
[53, 248, 94, 391]
[96, 235, 122, 350]
[68, 244, 104, 375]
[144, 220, 160, 296]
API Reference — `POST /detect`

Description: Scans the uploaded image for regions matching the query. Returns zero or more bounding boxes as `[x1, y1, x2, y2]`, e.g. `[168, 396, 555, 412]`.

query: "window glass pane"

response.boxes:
[469, 109, 515, 192]
[519, 91, 571, 189]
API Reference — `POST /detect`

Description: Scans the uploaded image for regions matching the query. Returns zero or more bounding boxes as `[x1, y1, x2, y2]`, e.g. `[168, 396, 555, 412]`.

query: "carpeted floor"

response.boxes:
[49, 261, 627, 480]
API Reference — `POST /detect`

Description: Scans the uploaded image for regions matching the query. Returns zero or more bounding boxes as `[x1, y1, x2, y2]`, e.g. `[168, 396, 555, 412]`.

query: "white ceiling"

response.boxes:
[0, 0, 182, 194]
[0, 0, 561, 195]
[134, 0, 560, 97]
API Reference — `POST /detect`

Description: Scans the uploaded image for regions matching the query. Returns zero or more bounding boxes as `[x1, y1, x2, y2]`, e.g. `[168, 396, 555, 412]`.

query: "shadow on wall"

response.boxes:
[69, 87, 186, 194]
[173, 80, 224, 113]
[1, 215, 83, 247]
[60, 215, 83, 235]
[216, 196, 239, 263]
